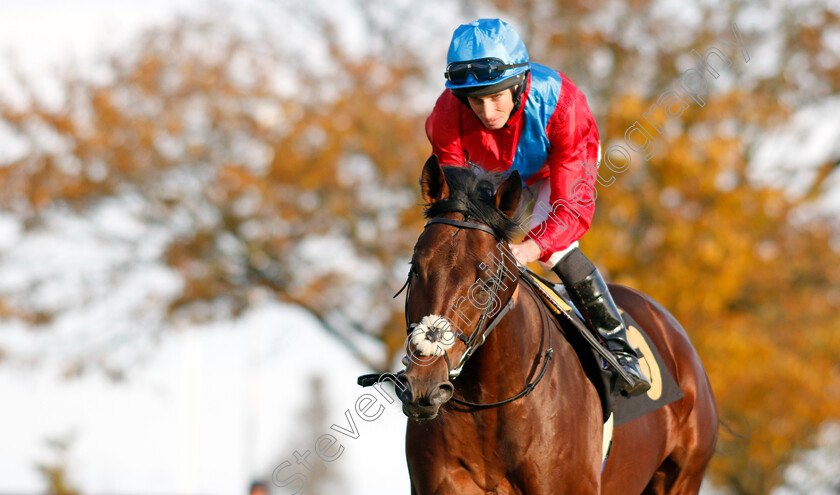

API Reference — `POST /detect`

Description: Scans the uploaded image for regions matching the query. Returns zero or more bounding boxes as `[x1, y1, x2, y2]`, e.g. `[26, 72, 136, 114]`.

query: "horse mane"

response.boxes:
[423, 165, 521, 242]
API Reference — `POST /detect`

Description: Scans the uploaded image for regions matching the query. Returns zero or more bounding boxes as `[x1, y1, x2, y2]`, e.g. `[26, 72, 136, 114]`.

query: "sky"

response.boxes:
[0, 0, 199, 104]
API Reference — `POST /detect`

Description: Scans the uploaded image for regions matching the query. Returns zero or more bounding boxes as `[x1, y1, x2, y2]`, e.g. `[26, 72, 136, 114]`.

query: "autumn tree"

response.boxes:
[0, 2, 448, 373]
[2, 1, 839, 493]
[479, 0, 840, 492]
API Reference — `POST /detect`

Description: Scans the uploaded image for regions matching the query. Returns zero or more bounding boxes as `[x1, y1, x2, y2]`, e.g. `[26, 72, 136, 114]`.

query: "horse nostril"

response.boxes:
[396, 374, 413, 403]
[431, 382, 454, 406]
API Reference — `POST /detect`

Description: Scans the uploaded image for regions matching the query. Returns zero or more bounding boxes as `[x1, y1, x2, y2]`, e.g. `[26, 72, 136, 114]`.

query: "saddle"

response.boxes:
[519, 268, 683, 427]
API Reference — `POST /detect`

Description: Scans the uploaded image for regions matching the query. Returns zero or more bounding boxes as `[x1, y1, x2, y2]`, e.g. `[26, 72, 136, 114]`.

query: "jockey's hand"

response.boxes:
[509, 239, 541, 266]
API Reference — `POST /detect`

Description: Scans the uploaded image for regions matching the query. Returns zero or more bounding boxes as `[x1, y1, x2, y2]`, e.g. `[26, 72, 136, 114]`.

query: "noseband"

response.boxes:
[397, 217, 554, 409]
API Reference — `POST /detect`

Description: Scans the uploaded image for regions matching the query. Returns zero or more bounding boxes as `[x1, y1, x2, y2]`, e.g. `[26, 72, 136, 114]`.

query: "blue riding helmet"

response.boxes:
[445, 19, 530, 98]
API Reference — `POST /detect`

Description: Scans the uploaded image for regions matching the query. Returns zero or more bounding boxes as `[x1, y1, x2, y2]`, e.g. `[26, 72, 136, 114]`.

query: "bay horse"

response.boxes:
[396, 156, 718, 494]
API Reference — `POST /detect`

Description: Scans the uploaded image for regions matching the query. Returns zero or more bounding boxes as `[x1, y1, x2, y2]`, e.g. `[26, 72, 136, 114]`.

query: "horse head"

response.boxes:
[397, 155, 522, 420]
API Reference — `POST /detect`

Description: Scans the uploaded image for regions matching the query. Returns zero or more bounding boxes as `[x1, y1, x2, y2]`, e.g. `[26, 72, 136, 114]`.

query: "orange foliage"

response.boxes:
[1, 3, 839, 493]
[483, 1, 840, 492]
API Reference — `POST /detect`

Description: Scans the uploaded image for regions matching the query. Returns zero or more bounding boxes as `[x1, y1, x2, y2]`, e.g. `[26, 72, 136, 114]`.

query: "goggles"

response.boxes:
[444, 58, 529, 85]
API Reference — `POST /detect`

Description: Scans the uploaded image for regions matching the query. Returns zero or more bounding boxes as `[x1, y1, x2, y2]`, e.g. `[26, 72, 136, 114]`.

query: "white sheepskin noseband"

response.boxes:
[409, 314, 457, 357]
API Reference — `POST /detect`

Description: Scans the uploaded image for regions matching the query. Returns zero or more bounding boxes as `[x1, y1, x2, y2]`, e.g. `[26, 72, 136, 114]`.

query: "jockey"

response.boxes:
[425, 18, 651, 396]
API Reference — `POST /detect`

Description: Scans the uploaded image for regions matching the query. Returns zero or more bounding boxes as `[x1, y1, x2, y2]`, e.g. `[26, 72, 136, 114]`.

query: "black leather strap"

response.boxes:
[425, 217, 501, 240]
[450, 280, 554, 410]
[373, 216, 556, 410]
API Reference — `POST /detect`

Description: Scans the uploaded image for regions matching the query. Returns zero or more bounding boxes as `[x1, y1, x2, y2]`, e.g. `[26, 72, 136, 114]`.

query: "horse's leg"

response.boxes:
[666, 352, 718, 494]
[639, 394, 717, 493]
[522, 469, 601, 494]
[636, 410, 716, 495]
[642, 452, 710, 495]
[659, 422, 717, 493]
[651, 375, 718, 495]
[409, 465, 486, 495]
[510, 448, 601, 494]
[641, 469, 667, 495]
[431, 469, 486, 495]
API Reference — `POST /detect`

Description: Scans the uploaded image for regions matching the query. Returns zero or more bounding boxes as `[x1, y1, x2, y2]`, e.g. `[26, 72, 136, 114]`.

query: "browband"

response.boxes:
[424, 217, 501, 239]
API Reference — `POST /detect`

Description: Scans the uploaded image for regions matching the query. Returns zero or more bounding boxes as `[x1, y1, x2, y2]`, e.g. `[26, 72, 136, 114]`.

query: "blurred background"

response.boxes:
[0, 0, 839, 494]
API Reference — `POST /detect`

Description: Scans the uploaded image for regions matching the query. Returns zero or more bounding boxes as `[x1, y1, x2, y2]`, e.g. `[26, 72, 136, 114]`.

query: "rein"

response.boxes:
[397, 217, 554, 410]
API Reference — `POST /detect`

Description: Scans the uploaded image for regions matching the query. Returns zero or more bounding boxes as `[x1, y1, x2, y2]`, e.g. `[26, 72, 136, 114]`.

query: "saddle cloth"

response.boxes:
[521, 269, 683, 427]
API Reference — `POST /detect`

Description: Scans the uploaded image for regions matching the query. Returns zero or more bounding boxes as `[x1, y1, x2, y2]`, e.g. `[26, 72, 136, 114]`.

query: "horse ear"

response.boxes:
[496, 171, 522, 218]
[420, 155, 449, 204]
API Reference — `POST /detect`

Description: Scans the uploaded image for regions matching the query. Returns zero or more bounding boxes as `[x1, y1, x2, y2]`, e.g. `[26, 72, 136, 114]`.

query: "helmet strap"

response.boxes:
[510, 71, 529, 115]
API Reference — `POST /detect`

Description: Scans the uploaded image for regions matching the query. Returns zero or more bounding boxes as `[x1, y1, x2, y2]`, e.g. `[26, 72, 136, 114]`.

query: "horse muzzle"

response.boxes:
[396, 373, 454, 420]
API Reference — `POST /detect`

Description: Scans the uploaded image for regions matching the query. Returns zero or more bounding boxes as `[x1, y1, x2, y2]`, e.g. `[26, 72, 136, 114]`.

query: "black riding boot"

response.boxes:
[552, 249, 651, 397]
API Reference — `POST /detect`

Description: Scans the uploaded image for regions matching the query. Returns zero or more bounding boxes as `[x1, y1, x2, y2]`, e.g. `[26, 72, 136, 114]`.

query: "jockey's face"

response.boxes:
[467, 88, 515, 130]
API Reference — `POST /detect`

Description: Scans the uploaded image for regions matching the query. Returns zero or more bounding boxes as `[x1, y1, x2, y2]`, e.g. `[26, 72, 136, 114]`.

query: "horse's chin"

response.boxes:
[402, 403, 442, 421]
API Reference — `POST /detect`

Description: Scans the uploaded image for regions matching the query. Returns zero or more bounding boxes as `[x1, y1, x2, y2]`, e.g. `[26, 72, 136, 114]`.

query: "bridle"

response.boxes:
[396, 216, 554, 410]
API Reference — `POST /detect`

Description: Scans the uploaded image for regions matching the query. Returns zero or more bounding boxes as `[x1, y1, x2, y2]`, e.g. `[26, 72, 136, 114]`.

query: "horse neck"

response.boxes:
[454, 280, 554, 402]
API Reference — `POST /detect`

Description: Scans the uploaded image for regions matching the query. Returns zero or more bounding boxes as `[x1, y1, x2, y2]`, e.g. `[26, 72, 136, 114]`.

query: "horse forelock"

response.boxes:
[423, 166, 520, 242]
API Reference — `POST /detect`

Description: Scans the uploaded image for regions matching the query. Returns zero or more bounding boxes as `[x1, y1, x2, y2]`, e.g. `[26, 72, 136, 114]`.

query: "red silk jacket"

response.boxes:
[425, 70, 601, 263]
